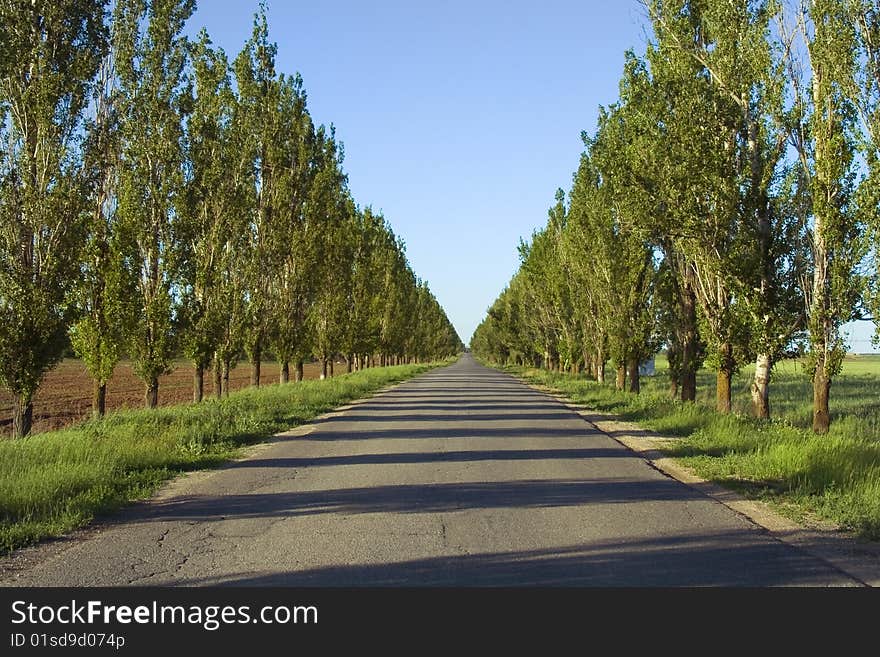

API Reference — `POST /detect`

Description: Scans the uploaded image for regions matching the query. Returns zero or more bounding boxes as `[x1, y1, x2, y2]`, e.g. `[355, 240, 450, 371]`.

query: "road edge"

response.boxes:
[510, 374, 880, 587]
[0, 366, 447, 582]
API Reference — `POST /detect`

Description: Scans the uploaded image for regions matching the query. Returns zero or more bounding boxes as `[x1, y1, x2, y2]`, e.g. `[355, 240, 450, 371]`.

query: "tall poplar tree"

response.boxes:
[644, 0, 753, 413]
[309, 131, 351, 378]
[647, 0, 806, 418]
[0, 0, 107, 436]
[180, 30, 249, 402]
[344, 207, 386, 369]
[588, 108, 659, 394]
[269, 80, 318, 384]
[233, 5, 299, 387]
[114, 0, 194, 408]
[850, 2, 880, 355]
[71, 44, 136, 417]
[563, 154, 609, 381]
[613, 50, 704, 402]
[791, 0, 865, 432]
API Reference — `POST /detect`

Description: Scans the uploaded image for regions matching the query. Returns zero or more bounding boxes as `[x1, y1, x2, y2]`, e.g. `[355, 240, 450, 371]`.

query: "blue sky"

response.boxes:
[185, 0, 877, 352]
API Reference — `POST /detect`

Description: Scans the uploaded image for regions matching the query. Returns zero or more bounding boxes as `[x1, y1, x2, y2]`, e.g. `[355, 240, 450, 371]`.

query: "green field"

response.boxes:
[665, 354, 880, 436]
[505, 354, 880, 539]
[0, 362, 445, 556]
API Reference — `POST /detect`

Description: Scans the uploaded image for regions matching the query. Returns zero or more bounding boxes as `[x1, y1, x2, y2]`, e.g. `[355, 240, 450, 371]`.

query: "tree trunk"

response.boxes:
[679, 273, 699, 402]
[596, 347, 606, 384]
[280, 360, 289, 384]
[146, 376, 158, 409]
[329, 360, 334, 377]
[615, 365, 626, 392]
[321, 358, 328, 380]
[669, 377, 679, 401]
[251, 348, 261, 387]
[813, 360, 831, 434]
[295, 360, 304, 383]
[222, 360, 230, 398]
[627, 358, 640, 394]
[347, 354, 353, 373]
[193, 363, 204, 403]
[681, 368, 697, 403]
[752, 137, 773, 420]
[751, 353, 771, 419]
[93, 380, 106, 418]
[810, 56, 833, 434]
[716, 342, 733, 414]
[12, 393, 34, 438]
[716, 370, 731, 412]
[214, 360, 222, 399]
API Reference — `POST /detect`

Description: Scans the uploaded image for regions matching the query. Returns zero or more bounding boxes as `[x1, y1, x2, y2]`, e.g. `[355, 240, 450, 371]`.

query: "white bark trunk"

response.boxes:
[751, 352, 771, 419]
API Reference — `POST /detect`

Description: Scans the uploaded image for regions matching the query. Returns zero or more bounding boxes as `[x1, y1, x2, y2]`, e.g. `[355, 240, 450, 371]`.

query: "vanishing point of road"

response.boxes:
[0, 355, 864, 586]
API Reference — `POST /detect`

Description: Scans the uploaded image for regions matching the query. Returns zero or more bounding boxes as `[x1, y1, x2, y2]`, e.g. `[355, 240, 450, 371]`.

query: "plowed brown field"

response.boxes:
[0, 359, 326, 436]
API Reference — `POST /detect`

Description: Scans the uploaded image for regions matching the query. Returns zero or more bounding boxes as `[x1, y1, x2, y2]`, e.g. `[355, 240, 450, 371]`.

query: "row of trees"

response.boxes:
[0, 0, 462, 437]
[472, 0, 880, 434]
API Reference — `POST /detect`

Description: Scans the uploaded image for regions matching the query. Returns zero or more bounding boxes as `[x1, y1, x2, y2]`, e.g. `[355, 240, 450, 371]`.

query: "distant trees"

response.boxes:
[472, 0, 879, 434]
[0, 0, 461, 437]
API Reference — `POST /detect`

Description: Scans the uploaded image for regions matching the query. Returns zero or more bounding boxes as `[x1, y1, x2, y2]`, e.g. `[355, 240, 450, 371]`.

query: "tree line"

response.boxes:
[471, 0, 880, 434]
[0, 0, 462, 438]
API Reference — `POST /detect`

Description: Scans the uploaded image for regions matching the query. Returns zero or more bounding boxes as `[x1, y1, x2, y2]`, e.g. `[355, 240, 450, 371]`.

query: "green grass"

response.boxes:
[500, 355, 880, 540]
[0, 362, 447, 556]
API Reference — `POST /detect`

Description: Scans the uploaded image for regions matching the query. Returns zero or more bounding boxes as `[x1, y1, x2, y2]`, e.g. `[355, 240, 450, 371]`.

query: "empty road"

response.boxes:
[0, 355, 861, 586]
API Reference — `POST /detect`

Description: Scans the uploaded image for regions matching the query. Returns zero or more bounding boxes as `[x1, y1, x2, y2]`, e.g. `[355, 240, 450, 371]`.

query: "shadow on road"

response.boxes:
[227, 447, 634, 469]
[315, 412, 582, 424]
[138, 477, 704, 523]
[306, 426, 603, 441]
[169, 532, 845, 587]
[346, 402, 565, 412]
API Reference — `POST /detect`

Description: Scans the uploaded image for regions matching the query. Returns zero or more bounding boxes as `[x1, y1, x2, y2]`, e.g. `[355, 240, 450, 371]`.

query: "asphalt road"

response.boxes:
[0, 354, 861, 586]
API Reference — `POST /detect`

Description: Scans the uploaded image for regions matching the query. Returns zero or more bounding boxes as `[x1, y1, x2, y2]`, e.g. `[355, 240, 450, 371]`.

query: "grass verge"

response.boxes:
[0, 361, 448, 556]
[500, 363, 880, 541]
